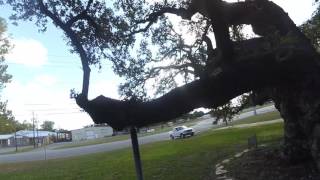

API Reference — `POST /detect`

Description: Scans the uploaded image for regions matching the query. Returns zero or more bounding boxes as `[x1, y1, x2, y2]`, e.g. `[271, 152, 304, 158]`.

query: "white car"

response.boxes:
[169, 126, 195, 139]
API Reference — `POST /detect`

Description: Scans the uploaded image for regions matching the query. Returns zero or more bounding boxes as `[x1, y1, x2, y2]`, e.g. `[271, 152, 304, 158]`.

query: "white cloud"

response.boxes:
[34, 75, 57, 87]
[2, 77, 93, 130]
[89, 79, 120, 99]
[6, 38, 48, 67]
[272, 0, 315, 25]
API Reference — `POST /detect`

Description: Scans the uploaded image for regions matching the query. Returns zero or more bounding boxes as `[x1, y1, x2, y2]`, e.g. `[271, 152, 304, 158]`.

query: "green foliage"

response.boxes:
[3, 0, 213, 99]
[40, 120, 55, 131]
[0, 101, 15, 133]
[15, 120, 33, 131]
[301, 3, 320, 48]
[0, 17, 12, 90]
[210, 101, 238, 125]
[0, 18, 14, 134]
[210, 94, 252, 125]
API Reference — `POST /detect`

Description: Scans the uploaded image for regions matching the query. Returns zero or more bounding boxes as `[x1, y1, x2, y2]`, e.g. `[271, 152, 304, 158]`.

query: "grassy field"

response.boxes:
[232, 111, 281, 125]
[0, 122, 283, 180]
[0, 146, 35, 155]
[53, 134, 131, 150]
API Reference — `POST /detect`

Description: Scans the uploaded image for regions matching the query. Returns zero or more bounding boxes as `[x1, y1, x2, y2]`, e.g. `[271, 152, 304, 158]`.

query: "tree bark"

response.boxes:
[272, 74, 320, 165]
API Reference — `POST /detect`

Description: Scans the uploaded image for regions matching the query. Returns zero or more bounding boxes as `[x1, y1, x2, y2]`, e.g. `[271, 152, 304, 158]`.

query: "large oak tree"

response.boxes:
[5, 0, 320, 168]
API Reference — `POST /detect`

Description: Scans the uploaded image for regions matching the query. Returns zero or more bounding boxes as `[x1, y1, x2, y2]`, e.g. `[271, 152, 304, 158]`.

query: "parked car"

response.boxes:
[169, 126, 194, 139]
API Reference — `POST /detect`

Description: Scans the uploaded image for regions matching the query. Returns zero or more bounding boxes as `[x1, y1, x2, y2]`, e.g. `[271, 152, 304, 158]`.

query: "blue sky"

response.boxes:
[0, 0, 317, 130]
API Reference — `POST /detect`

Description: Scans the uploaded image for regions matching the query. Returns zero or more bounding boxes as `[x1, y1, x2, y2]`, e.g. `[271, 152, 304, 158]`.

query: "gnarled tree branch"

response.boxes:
[37, 0, 91, 98]
[76, 43, 319, 130]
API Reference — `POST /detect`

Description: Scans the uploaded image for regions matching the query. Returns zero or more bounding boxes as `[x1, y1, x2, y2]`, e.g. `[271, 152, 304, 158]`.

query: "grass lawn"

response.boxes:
[0, 146, 35, 155]
[232, 111, 281, 125]
[53, 134, 131, 150]
[0, 122, 283, 180]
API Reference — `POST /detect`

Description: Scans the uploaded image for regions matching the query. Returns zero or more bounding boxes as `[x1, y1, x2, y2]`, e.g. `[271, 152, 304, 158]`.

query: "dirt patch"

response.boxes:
[226, 145, 320, 180]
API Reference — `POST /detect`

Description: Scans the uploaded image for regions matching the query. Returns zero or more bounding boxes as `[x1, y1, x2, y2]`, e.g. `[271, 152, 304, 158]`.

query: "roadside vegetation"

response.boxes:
[0, 122, 283, 180]
[232, 111, 281, 126]
[53, 135, 131, 150]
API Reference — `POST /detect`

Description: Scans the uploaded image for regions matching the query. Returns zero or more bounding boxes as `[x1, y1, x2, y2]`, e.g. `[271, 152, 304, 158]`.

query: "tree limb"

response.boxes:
[151, 63, 192, 71]
[37, 0, 91, 98]
[129, 6, 193, 36]
[76, 44, 318, 130]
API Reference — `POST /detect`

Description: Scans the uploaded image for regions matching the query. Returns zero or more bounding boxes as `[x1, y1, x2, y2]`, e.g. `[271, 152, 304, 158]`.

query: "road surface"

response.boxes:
[0, 105, 276, 163]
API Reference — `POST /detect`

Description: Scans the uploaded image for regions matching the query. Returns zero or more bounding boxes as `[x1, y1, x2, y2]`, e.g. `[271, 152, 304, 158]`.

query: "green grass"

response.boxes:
[0, 146, 35, 155]
[232, 111, 281, 125]
[53, 135, 131, 149]
[0, 122, 283, 180]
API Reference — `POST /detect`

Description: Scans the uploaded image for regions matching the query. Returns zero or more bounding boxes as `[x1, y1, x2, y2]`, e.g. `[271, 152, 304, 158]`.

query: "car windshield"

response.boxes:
[176, 126, 187, 131]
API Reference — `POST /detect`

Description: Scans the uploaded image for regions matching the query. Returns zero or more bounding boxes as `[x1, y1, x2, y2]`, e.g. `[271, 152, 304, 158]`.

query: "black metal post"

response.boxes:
[130, 127, 144, 180]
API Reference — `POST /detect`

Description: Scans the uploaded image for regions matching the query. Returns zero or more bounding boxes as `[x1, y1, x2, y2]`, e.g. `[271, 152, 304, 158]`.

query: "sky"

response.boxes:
[0, 0, 317, 130]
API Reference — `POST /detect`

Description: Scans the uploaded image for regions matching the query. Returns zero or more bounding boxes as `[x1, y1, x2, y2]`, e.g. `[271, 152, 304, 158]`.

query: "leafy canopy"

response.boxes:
[41, 120, 55, 131]
[4, 0, 229, 99]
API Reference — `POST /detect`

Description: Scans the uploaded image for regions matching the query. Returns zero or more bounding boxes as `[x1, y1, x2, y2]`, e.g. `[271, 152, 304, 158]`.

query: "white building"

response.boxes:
[16, 130, 56, 145]
[0, 134, 14, 147]
[71, 125, 113, 141]
[0, 130, 56, 147]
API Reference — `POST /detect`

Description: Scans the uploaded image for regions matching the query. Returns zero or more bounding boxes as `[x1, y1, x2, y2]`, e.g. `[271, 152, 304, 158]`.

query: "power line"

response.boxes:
[6, 62, 83, 69]
[41, 111, 85, 115]
[26, 108, 82, 112]
[24, 103, 78, 106]
[13, 111, 85, 117]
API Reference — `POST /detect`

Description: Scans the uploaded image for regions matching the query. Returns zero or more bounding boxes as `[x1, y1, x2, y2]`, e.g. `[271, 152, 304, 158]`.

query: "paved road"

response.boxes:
[0, 105, 276, 163]
[192, 105, 276, 132]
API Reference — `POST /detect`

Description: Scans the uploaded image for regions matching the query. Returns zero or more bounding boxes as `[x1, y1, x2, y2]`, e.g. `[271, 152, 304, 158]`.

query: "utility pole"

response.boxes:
[36, 124, 39, 147]
[32, 112, 36, 148]
[253, 105, 257, 116]
[14, 130, 17, 152]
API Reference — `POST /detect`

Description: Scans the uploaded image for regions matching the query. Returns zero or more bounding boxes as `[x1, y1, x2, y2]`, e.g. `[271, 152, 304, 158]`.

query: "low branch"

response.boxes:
[76, 45, 319, 130]
[129, 6, 193, 36]
[202, 35, 215, 59]
[66, 11, 87, 27]
[151, 64, 192, 71]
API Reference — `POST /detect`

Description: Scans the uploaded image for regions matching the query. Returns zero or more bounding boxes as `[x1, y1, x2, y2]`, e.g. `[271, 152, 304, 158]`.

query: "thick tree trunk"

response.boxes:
[272, 79, 320, 167]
